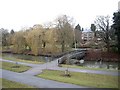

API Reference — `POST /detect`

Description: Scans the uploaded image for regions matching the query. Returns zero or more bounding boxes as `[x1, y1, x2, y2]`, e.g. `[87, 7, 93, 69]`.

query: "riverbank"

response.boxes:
[84, 49, 120, 62]
[1, 48, 119, 63]
[1, 48, 86, 58]
[61, 64, 119, 71]
[1, 50, 72, 58]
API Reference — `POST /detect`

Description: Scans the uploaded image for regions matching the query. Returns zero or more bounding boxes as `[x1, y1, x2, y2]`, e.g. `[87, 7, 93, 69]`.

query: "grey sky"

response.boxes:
[0, 0, 119, 31]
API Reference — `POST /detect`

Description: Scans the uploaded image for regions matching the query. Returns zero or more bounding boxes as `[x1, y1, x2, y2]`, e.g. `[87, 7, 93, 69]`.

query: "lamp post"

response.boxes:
[65, 55, 70, 76]
[45, 57, 48, 69]
[73, 29, 77, 50]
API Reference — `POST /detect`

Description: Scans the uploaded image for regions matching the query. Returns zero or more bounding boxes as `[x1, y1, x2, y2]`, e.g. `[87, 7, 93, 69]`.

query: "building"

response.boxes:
[82, 31, 94, 41]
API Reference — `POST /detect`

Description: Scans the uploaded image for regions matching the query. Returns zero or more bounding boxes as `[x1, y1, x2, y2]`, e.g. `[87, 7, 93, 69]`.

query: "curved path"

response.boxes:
[0, 55, 119, 88]
[1, 58, 119, 76]
[0, 58, 40, 67]
[1, 69, 86, 88]
[1, 58, 88, 88]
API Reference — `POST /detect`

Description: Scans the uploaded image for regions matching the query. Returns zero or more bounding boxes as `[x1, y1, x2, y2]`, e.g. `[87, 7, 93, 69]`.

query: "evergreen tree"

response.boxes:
[112, 11, 120, 53]
[75, 24, 81, 31]
[91, 24, 96, 37]
[10, 29, 15, 34]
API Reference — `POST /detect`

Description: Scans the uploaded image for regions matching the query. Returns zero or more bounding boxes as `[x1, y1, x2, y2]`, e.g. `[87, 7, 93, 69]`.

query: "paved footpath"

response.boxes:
[1, 58, 119, 76]
[1, 69, 87, 88]
[0, 57, 119, 88]
[0, 58, 40, 67]
[49, 67, 119, 76]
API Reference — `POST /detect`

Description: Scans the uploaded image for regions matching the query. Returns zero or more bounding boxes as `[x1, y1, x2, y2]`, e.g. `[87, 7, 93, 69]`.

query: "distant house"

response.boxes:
[81, 30, 103, 47]
[82, 31, 94, 41]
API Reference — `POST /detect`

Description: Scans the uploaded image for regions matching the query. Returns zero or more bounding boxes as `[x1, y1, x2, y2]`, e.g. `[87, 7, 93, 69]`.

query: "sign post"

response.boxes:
[45, 57, 48, 69]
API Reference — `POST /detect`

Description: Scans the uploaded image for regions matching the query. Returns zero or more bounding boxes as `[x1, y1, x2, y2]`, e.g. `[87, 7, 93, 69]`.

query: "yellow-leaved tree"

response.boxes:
[12, 31, 27, 53]
[25, 25, 45, 55]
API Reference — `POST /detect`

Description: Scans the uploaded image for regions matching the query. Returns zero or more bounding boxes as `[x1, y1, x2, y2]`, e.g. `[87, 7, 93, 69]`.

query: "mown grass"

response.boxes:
[0, 78, 35, 88]
[61, 64, 119, 72]
[2, 56, 44, 64]
[37, 70, 119, 88]
[2, 61, 31, 73]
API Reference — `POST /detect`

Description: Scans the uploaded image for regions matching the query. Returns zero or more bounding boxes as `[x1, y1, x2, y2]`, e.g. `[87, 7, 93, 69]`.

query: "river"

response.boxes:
[2, 53, 119, 70]
[2, 53, 52, 63]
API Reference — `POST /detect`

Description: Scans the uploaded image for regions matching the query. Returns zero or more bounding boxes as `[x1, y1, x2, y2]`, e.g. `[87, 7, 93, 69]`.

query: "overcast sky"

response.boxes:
[0, 0, 119, 31]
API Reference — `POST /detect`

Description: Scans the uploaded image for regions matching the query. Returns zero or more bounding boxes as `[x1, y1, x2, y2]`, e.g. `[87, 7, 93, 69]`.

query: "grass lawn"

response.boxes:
[0, 78, 35, 88]
[37, 70, 119, 88]
[2, 56, 44, 64]
[61, 64, 119, 72]
[2, 61, 31, 73]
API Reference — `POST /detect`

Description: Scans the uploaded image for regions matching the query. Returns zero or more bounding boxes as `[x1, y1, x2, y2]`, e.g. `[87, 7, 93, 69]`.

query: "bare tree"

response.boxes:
[43, 22, 54, 30]
[55, 15, 74, 52]
[94, 16, 111, 52]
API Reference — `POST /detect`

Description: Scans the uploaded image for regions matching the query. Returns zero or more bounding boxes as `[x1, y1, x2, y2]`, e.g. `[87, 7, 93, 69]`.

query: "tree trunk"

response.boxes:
[62, 40, 65, 52]
[106, 41, 110, 52]
[118, 35, 120, 54]
[94, 32, 97, 42]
